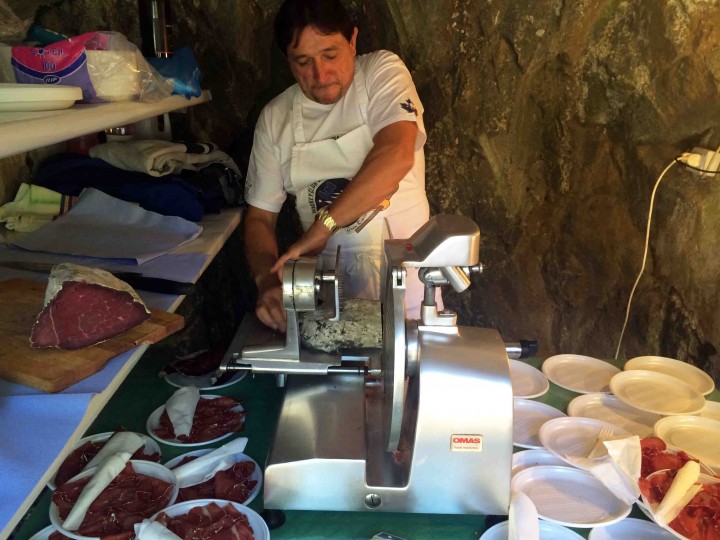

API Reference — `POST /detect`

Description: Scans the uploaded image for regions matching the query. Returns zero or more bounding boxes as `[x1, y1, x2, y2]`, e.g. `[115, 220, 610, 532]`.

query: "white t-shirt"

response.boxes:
[245, 50, 427, 218]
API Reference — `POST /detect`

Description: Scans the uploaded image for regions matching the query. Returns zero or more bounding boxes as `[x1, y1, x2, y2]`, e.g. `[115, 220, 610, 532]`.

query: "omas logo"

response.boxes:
[43, 75, 60, 84]
[451, 434, 483, 452]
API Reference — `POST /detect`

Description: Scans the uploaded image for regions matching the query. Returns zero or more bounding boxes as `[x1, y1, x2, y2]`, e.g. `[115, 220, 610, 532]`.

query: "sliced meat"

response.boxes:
[55, 433, 161, 487]
[640, 436, 700, 478]
[52, 462, 173, 538]
[173, 456, 257, 503]
[31, 263, 150, 350]
[154, 396, 245, 443]
[155, 502, 255, 540]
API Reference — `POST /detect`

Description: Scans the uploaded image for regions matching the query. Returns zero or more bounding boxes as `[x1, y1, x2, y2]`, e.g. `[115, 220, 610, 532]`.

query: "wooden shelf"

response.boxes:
[0, 90, 211, 159]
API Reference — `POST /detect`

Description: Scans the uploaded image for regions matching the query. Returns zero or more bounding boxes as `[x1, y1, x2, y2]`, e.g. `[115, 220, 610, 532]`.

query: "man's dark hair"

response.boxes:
[274, 0, 354, 56]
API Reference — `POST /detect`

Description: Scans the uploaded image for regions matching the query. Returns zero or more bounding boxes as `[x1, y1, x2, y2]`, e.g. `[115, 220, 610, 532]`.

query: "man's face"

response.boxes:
[287, 25, 358, 105]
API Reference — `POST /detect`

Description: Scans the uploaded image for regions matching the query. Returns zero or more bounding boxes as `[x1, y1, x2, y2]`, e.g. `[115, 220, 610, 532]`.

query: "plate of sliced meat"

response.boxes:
[639, 465, 720, 540]
[147, 394, 246, 447]
[49, 459, 178, 540]
[149, 499, 269, 540]
[165, 448, 262, 505]
[49, 430, 161, 489]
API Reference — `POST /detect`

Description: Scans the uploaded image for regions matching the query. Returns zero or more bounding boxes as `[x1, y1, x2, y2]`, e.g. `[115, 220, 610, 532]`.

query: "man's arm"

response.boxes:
[244, 205, 287, 331]
[271, 120, 418, 273]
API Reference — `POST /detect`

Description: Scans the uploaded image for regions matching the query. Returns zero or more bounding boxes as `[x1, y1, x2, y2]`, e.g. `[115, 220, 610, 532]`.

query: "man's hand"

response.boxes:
[270, 219, 332, 279]
[255, 273, 287, 332]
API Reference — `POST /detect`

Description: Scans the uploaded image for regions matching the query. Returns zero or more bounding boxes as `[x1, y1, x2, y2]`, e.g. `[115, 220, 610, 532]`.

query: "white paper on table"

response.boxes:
[166, 386, 200, 438]
[508, 490, 539, 540]
[62, 451, 132, 531]
[11, 188, 202, 264]
[172, 437, 248, 488]
[134, 519, 183, 540]
[83, 431, 144, 472]
[567, 435, 641, 505]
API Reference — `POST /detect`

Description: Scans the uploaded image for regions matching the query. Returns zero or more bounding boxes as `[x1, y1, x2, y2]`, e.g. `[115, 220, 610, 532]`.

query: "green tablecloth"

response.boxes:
[12, 354, 717, 540]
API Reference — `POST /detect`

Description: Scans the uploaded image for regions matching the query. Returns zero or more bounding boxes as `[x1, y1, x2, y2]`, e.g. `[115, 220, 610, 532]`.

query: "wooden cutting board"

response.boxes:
[0, 278, 184, 393]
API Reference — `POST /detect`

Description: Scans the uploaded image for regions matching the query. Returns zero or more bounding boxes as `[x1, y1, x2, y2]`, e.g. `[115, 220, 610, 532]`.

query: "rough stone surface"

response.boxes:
[3, 0, 720, 383]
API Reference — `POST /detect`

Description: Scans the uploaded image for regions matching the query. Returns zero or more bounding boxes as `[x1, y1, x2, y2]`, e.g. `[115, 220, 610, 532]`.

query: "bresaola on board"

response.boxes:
[30, 263, 151, 350]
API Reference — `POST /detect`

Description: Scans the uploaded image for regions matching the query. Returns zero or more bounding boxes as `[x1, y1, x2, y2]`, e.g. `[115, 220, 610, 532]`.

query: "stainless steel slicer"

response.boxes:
[219, 214, 536, 515]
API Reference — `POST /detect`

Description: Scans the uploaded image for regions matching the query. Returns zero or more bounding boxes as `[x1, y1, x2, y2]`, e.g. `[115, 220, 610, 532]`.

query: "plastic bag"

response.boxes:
[9, 31, 173, 103]
[147, 46, 202, 99]
[0, 1, 29, 41]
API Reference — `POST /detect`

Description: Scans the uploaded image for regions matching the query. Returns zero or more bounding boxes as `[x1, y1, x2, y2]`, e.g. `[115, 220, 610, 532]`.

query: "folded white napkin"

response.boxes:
[567, 435, 641, 505]
[90, 140, 240, 177]
[83, 431, 144, 472]
[508, 490, 539, 540]
[653, 460, 702, 525]
[165, 386, 200, 438]
[172, 437, 248, 488]
[62, 451, 132, 531]
[134, 519, 183, 540]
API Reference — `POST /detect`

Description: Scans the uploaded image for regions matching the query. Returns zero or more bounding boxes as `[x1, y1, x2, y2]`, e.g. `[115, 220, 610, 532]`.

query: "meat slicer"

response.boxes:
[219, 214, 535, 515]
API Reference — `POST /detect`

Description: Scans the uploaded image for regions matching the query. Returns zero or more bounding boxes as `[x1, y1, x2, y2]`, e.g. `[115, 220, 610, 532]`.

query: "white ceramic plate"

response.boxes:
[164, 448, 262, 505]
[510, 360, 550, 399]
[162, 370, 246, 391]
[49, 460, 179, 540]
[511, 465, 631, 528]
[0, 83, 82, 112]
[697, 399, 720, 421]
[625, 356, 715, 396]
[149, 499, 269, 540]
[610, 371, 706, 416]
[512, 448, 574, 478]
[588, 517, 677, 539]
[146, 395, 245, 447]
[480, 519, 585, 540]
[654, 415, 720, 472]
[539, 417, 632, 469]
[542, 354, 621, 394]
[567, 393, 661, 437]
[48, 431, 162, 489]
[513, 399, 566, 449]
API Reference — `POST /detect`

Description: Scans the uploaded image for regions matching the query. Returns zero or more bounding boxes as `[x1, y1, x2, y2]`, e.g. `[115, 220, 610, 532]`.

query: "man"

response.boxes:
[244, 0, 432, 331]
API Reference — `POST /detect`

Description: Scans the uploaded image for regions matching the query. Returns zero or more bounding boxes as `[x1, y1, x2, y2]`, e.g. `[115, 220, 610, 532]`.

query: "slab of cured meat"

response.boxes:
[31, 263, 151, 350]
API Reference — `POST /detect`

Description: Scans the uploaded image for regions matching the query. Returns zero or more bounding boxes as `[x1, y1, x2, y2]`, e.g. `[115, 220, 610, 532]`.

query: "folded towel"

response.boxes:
[90, 140, 240, 177]
[0, 183, 75, 232]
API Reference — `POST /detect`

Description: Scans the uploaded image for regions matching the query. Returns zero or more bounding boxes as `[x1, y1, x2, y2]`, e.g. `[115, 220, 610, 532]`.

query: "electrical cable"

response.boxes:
[614, 159, 678, 360]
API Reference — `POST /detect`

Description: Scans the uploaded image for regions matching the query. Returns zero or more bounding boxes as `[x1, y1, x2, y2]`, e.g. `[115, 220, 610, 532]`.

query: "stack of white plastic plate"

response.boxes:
[588, 517, 677, 539]
[538, 417, 632, 469]
[624, 356, 715, 396]
[609, 370, 705, 416]
[481, 519, 584, 539]
[512, 448, 573, 478]
[654, 415, 720, 473]
[513, 398, 566, 449]
[0, 83, 82, 112]
[510, 360, 550, 398]
[511, 465, 631, 528]
[542, 354, 621, 394]
[567, 393, 661, 437]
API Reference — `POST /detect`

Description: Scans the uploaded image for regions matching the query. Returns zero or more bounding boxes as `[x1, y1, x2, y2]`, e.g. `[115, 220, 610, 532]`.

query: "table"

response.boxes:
[14, 352, 717, 539]
[0, 208, 241, 538]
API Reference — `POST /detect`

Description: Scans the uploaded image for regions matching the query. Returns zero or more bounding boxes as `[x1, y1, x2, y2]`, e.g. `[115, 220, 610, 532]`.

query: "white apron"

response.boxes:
[288, 65, 431, 316]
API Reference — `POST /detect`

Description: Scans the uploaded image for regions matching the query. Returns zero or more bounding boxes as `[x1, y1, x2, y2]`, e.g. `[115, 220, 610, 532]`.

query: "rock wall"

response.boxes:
[3, 0, 719, 381]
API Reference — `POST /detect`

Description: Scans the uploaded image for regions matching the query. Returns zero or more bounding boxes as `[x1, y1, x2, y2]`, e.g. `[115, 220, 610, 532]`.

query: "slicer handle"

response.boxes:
[505, 340, 539, 359]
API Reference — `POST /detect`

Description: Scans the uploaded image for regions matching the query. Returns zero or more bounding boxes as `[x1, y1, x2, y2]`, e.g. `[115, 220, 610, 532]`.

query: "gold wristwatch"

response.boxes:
[316, 207, 339, 234]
